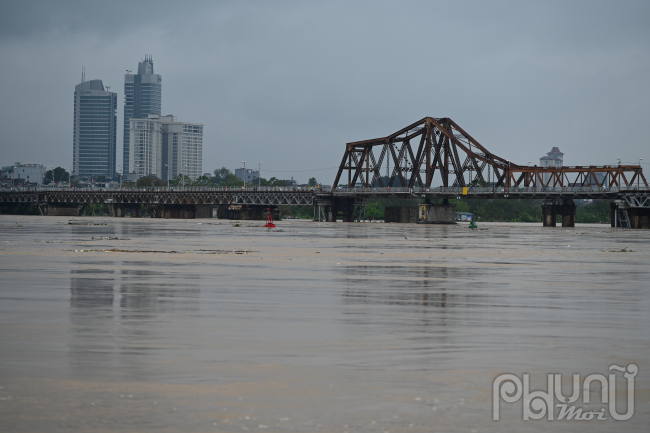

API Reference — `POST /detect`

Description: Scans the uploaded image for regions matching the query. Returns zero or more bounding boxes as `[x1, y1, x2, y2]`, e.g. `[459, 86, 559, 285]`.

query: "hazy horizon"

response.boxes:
[1, 0, 649, 183]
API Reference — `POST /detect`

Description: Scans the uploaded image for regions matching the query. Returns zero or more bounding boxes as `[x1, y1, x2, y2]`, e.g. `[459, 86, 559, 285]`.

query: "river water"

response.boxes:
[0, 215, 648, 432]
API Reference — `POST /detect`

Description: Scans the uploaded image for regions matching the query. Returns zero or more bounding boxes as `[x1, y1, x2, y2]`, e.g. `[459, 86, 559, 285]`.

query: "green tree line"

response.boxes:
[364, 198, 613, 223]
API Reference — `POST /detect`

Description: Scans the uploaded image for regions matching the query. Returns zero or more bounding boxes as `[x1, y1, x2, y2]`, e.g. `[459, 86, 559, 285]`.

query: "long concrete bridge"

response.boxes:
[2, 117, 648, 228]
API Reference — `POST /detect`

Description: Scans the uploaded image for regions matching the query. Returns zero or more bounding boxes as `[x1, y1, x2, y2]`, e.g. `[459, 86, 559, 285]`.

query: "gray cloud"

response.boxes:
[1, 0, 649, 182]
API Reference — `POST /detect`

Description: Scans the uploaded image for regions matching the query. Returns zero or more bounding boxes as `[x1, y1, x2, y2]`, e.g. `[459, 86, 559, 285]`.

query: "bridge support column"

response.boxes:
[385, 206, 419, 223]
[609, 200, 650, 228]
[340, 199, 355, 222]
[45, 203, 79, 216]
[148, 204, 196, 219]
[195, 205, 214, 219]
[216, 205, 229, 219]
[641, 215, 649, 229]
[323, 198, 363, 222]
[542, 202, 556, 227]
[130, 206, 142, 218]
[325, 204, 336, 222]
[559, 200, 576, 228]
[112, 204, 125, 217]
[421, 203, 456, 224]
[542, 199, 575, 227]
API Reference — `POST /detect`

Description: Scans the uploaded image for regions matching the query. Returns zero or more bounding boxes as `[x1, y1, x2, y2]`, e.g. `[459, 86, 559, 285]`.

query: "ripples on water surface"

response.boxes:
[0, 216, 648, 432]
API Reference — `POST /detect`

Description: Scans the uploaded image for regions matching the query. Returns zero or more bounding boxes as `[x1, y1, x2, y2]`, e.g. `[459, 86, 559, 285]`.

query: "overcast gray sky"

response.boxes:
[1, 0, 648, 183]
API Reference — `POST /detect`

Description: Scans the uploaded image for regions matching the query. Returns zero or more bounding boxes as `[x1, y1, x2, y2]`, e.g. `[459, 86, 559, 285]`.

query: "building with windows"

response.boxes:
[123, 56, 161, 174]
[162, 119, 204, 181]
[539, 146, 564, 186]
[11, 163, 46, 185]
[235, 168, 260, 184]
[73, 79, 117, 179]
[129, 114, 203, 181]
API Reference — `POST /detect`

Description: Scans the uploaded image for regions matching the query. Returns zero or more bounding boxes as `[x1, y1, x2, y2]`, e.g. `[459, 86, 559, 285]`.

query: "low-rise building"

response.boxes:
[235, 168, 260, 184]
[11, 163, 46, 185]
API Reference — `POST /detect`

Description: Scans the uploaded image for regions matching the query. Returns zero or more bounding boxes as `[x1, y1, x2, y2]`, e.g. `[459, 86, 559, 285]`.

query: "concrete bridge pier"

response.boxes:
[130, 206, 142, 218]
[542, 199, 576, 227]
[320, 198, 364, 222]
[610, 201, 650, 228]
[422, 202, 456, 224]
[46, 203, 79, 216]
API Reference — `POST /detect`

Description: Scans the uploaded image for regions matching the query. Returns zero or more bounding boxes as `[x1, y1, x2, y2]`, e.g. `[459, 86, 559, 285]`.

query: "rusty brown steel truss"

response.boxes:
[332, 117, 647, 189]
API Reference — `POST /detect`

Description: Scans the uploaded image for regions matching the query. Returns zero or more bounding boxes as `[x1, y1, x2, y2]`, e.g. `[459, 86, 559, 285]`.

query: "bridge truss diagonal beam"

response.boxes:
[332, 117, 647, 189]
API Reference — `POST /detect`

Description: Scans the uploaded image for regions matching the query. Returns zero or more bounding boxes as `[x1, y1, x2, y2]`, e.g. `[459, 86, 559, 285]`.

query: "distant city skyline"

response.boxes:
[1, 1, 649, 185]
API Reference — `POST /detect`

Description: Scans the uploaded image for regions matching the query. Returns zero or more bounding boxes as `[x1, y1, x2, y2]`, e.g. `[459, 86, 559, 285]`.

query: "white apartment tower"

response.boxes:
[129, 114, 203, 181]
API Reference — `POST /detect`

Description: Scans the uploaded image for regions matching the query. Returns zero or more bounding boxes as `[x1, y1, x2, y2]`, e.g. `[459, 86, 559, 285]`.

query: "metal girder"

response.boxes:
[332, 117, 648, 189]
[235, 192, 313, 206]
[622, 195, 650, 208]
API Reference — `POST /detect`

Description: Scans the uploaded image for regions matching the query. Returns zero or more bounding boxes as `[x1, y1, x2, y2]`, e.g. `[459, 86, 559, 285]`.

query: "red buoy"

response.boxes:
[265, 208, 276, 228]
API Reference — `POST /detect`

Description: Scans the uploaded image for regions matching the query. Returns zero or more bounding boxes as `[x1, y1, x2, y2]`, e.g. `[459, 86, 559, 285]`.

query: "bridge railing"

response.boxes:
[18, 186, 321, 193]
[330, 186, 650, 194]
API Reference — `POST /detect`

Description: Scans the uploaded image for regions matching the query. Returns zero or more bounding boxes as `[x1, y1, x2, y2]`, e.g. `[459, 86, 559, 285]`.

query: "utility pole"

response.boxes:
[241, 161, 245, 188]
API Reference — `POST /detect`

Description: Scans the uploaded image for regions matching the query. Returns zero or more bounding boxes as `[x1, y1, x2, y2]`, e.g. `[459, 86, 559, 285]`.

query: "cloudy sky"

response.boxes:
[1, 0, 648, 183]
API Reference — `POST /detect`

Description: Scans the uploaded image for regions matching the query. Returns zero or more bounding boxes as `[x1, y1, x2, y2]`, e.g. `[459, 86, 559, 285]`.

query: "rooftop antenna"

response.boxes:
[81, 66, 85, 83]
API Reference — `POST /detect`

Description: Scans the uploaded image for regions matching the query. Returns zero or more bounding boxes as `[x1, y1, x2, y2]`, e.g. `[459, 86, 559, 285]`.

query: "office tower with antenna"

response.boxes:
[123, 55, 161, 174]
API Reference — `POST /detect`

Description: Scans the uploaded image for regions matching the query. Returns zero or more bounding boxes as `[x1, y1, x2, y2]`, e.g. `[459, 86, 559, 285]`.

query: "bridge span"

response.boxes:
[1, 185, 649, 228]
[1, 117, 648, 228]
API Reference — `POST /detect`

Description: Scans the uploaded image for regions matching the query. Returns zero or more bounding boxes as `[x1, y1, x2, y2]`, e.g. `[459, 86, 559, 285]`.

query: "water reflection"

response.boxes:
[68, 260, 200, 381]
[342, 265, 488, 308]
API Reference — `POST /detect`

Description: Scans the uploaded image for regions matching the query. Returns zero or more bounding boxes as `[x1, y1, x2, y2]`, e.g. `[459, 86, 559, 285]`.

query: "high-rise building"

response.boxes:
[73, 79, 117, 179]
[123, 55, 161, 174]
[162, 120, 204, 181]
[128, 114, 203, 181]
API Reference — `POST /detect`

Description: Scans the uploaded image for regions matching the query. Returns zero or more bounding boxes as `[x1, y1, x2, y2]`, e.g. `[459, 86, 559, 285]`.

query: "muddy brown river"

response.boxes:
[0, 215, 648, 432]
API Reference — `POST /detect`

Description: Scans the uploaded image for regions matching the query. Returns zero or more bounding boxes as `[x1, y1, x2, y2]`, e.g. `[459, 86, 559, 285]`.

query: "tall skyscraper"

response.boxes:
[128, 114, 203, 181]
[123, 55, 161, 174]
[73, 79, 117, 179]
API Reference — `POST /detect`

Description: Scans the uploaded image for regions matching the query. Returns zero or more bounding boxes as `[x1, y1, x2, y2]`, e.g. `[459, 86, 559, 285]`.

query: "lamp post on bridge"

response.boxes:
[259, 162, 263, 188]
[640, 158, 643, 188]
[241, 161, 245, 189]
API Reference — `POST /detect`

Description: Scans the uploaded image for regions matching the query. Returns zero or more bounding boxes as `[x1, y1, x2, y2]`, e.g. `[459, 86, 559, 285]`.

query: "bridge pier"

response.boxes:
[611, 200, 650, 228]
[422, 203, 456, 224]
[318, 198, 365, 222]
[130, 206, 142, 218]
[542, 199, 576, 227]
[45, 203, 79, 216]
[385, 206, 419, 223]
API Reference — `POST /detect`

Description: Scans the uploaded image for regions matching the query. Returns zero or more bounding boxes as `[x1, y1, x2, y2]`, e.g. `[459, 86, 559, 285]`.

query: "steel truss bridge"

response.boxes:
[1, 186, 649, 207]
[333, 117, 647, 190]
[1, 117, 647, 226]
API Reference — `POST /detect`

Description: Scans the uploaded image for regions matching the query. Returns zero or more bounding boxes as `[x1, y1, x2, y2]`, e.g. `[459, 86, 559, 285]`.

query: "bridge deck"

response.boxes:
[1, 186, 649, 206]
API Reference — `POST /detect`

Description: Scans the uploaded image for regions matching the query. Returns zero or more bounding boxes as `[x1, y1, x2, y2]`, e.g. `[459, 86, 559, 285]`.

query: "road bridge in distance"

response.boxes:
[1, 185, 649, 228]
